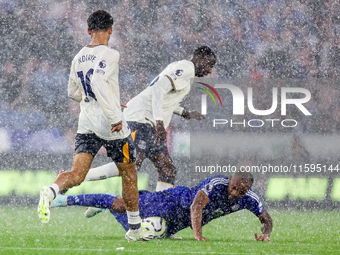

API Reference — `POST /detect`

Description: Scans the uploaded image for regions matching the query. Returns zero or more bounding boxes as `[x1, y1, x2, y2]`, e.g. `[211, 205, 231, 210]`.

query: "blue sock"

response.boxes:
[110, 210, 129, 231]
[67, 194, 116, 209]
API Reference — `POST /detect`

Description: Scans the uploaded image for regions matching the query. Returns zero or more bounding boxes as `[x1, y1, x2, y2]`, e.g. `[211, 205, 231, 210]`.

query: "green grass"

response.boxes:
[0, 206, 339, 255]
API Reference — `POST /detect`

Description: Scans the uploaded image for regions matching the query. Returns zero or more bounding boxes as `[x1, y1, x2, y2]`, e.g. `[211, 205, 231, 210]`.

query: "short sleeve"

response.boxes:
[200, 177, 229, 201]
[164, 61, 194, 91]
[242, 190, 264, 216]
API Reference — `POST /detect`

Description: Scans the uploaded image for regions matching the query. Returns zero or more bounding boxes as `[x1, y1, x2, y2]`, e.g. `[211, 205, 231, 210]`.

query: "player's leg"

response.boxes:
[128, 121, 148, 172]
[84, 162, 119, 181]
[81, 150, 145, 182]
[52, 193, 156, 238]
[148, 151, 183, 239]
[80, 123, 145, 182]
[38, 153, 94, 223]
[143, 121, 176, 191]
[105, 135, 152, 241]
[55, 152, 94, 190]
[115, 162, 140, 224]
[136, 151, 146, 171]
[118, 162, 154, 241]
[80, 145, 146, 219]
[38, 134, 101, 223]
[150, 152, 176, 191]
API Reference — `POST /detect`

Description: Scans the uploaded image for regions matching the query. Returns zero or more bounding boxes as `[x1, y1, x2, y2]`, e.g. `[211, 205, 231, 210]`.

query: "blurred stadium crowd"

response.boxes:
[1, 0, 340, 153]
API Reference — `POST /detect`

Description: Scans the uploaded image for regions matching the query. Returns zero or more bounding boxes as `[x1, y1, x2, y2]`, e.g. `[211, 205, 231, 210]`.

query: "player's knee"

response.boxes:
[67, 171, 87, 185]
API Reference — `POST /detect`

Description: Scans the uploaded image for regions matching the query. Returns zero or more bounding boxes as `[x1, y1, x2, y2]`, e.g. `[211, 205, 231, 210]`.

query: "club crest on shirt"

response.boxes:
[99, 60, 106, 69]
[175, 69, 183, 76]
[205, 183, 212, 192]
[138, 140, 146, 150]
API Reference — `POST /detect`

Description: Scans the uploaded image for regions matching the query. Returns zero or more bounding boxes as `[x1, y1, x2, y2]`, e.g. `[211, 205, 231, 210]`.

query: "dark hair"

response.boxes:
[232, 172, 254, 184]
[87, 10, 114, 31]
[193, 46, 216, 59]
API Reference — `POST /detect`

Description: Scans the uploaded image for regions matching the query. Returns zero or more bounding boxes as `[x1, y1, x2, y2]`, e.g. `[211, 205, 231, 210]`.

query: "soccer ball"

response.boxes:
[141, 217, 167, 239]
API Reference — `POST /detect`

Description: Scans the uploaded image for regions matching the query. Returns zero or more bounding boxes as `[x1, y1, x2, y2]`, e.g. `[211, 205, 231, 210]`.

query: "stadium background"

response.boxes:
[1, 0, 340, 210]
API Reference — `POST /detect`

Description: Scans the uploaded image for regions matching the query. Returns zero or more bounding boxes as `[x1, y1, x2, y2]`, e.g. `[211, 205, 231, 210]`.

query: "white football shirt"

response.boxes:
[124, 60, 195, 128]
[68, 45, 130, 140]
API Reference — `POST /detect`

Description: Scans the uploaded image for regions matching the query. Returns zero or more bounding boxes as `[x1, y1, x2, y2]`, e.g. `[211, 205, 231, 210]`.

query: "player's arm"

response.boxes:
[173, 107, 205, 120]
[190, 190, 210, 241]
[151, 76, 173, 145]
[254, 209, 272, 241]
[68, 62, 82, 102]
[181, 109, 206, 120]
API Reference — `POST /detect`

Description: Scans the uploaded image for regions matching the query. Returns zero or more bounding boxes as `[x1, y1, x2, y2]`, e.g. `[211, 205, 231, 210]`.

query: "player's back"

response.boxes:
[124, 60, 194, 128]
[68, 45, 130, 140]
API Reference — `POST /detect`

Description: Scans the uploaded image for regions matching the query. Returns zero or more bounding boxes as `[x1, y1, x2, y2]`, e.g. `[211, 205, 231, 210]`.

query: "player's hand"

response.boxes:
[153, 120, 167, 146]
[111, 122, 122, 133]
[182, 110, 206, 120]
[254, 232, 270, 242]
[120, 103, 127, 108]
[194, 235, 209, 241]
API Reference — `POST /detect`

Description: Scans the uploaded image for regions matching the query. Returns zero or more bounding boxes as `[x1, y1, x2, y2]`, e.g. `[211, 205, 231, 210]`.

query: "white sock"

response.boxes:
[127, 210, 141, 226]
[156, 181, 173, 191]
[50, 183, 60, 199]
[84, 162, 119, 182]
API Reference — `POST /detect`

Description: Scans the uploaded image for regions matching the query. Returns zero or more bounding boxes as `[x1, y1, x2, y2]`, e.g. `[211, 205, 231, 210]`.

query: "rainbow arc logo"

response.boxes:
[197, 82, 222, 106]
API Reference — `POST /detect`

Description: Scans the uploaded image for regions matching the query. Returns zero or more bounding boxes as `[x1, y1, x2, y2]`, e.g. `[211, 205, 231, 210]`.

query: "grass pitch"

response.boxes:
[0, 206, 339, 255]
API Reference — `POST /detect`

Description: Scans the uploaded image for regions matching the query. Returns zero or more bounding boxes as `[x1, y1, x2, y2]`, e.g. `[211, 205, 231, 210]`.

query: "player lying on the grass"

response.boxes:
[52, 172, 272, 241]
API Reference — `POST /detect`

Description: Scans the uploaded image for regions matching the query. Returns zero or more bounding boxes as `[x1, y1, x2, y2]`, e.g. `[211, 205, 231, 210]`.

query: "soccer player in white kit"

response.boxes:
[83, 46, 216, 191]
[37, 10, 152, 242]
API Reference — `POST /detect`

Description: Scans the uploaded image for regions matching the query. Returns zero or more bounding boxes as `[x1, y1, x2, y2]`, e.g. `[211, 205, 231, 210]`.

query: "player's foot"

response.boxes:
[51, 194, 67, 207]
[84, 191, 115, 218]
[125, 227, 154, 241]
[85, 207, 106, 218]
[37, 186, 54, 223]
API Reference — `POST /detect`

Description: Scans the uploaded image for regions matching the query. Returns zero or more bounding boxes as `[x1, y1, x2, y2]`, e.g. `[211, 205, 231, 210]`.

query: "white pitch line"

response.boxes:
[0, 247, 311, 255]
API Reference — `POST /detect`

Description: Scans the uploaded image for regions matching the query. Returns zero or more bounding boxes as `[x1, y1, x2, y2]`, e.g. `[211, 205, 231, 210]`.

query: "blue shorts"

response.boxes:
[74, 133, 136, 163]
[127, 121, 168, 158]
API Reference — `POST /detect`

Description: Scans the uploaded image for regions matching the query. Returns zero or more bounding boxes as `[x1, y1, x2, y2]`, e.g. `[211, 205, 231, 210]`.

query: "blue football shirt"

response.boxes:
[111, 175, 264, 236]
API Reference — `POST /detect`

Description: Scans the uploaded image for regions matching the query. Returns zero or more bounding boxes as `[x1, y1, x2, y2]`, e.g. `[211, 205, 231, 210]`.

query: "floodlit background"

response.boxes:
[1, 0, 340, 209]
[2, 1, 340, 254]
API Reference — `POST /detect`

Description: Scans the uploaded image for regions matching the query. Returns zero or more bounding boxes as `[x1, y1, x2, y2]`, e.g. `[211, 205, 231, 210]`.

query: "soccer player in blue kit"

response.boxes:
[53, 172, 272, 241]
